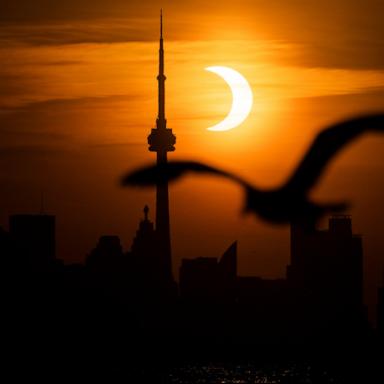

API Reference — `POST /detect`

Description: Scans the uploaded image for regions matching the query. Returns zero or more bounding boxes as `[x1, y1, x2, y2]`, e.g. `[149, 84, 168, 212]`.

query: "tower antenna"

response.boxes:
[160, 9, 163, 39]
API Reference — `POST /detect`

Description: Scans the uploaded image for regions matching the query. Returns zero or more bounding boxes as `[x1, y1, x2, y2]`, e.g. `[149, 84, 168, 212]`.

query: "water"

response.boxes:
[166, 362, 340, 384]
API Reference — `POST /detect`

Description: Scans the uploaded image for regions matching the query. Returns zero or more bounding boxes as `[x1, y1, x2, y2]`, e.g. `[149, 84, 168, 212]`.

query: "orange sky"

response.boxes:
[1, 0, 384, 321]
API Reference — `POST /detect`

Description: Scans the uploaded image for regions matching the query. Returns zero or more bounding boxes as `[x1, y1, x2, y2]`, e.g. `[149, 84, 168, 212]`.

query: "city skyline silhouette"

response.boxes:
[1, 7, 383, 325]
[1, 4, 384, 382]
[1, 5, 384, 329]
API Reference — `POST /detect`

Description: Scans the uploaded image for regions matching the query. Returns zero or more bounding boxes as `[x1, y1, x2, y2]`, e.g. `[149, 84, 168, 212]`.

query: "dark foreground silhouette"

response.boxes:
[122, 113, 384, 225]
[2, 212, 383, 381]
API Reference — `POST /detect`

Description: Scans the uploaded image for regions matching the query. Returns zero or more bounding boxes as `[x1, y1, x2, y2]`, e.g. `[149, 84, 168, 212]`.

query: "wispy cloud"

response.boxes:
[1, 1, 383, 70]
[0, 20, 158, 46]
[87, 142, 143, 149]
[0, 144, 69, 157]
[0, 94, 150, 151]
[0, 94, 144, 112]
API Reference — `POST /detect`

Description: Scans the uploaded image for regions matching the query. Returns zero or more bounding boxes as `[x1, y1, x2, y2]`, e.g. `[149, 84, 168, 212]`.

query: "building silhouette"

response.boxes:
[177, 215, 368, 343]
[379, 273, 384, 337]
[130, 205, 158, 262]
[86, 235, 124, 273]
[130, 205, 177, 300]
[287, 215, 366, 334]
[84, 234, 138, 303]
[147, 11, 176, 284]
[180, 257, 220, 301]
[0, 226, 14, 269]
[180, 242, 237, 302]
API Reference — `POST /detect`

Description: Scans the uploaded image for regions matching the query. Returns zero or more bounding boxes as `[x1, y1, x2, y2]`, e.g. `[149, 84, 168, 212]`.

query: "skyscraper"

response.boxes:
[147, 11, 176, 282]
[287, 215, 365, 332]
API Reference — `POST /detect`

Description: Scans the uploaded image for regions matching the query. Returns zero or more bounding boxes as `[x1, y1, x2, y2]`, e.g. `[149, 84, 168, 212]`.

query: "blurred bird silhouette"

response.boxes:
[121, 113, 384, 225]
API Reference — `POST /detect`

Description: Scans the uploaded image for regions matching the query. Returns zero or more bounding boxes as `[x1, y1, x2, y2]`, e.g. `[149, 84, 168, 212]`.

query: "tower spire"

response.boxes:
[160, 9, 163, 39]
[157, 9, 166, 125]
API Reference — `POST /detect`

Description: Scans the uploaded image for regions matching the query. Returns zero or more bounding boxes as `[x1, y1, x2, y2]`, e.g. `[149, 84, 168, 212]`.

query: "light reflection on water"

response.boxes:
[166, 362, 339, 383]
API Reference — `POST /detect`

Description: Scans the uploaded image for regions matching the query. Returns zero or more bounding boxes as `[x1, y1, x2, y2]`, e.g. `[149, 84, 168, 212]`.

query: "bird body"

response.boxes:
[122, 113, 384, 225]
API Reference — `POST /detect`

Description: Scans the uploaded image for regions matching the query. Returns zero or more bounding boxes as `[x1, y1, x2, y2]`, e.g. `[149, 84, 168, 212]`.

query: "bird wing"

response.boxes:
[121, 160, 249, 188]
[283, 113, 384, 194]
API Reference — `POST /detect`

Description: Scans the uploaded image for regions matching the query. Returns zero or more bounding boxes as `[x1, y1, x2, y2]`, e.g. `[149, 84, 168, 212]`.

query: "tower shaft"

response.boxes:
[156, 151, 171, 278]
[148, 11, 176, 281]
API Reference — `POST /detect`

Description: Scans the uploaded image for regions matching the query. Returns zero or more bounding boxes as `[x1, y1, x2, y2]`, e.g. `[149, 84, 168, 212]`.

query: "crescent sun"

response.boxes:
[205, 66, 253, 132]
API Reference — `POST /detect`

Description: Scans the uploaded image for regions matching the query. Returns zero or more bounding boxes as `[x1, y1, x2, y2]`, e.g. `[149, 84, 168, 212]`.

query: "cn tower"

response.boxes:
[147, 10, 176, 281]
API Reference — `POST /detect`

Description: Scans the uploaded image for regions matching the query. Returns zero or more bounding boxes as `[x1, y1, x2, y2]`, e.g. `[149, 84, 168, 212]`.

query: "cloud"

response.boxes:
[0, 1, 214, 23]
[0, 1, 146, 22]
[0, 1, 383, 71]
[294, 40, 384, 71]
[0, 20, 158, 46]
[87, 142, 143, 148]
[0, 94, 142, 112]
[291, 87, 384, 104]
[0, 144, 69, 157]
[0, 94, 146, 149]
